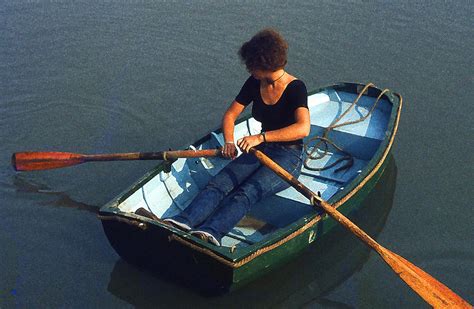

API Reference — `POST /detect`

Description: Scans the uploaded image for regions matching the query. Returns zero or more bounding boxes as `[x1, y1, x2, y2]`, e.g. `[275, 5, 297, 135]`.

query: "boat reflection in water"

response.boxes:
[106, 155, 398, 307]
[11, 174, 99, 214]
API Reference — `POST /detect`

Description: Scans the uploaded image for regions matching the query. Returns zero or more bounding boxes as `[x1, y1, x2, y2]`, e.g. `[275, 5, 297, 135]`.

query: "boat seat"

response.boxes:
[221, 215, 278, 247]
[308, 90, 391, 140]
[307, 91, 390, 160]
[248, 192, 319, 229]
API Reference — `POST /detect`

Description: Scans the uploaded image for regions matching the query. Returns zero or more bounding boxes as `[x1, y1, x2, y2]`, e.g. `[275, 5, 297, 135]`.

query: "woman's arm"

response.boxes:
[222, 100, 246, 158]
[237, 107, 310, 153]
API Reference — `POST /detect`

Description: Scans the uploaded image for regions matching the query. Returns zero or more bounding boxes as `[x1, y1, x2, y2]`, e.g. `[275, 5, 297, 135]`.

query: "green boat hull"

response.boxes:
[100, 154, 394, 294]
[99, 82, 402, 294]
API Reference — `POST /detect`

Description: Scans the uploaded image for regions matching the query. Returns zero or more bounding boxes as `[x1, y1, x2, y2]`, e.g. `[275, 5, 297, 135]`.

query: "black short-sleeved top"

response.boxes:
[235, 76, 308, 144]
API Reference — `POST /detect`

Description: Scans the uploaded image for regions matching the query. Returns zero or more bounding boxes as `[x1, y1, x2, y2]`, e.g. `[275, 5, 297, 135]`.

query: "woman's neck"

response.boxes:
[262, 69, 286, 86]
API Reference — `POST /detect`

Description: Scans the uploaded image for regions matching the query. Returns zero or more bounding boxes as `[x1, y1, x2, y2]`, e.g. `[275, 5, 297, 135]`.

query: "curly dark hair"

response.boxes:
[238, 28, 288, 72]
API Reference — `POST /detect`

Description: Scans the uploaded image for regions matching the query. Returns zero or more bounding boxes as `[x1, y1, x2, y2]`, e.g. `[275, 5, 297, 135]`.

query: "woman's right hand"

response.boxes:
[222, 142, 237, 159]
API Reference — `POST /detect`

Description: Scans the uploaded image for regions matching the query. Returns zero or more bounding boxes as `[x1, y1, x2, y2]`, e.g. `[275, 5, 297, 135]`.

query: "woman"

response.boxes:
[164, 28, 310, 246]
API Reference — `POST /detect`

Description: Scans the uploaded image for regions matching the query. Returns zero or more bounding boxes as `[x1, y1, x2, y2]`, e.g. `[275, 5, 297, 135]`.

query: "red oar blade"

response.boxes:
[12, 152, 86, 171]
[378, 248, 471, 308]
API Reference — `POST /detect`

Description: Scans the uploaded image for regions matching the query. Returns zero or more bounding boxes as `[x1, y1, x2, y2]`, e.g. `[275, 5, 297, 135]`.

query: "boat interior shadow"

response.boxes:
[10, 174, 99, 214]
[106, 155, 398, 307]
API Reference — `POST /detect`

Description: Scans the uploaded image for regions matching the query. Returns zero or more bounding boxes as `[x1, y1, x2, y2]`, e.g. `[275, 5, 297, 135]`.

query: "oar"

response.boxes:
[12, 148, 223, 171]
[249, 148, 471, 308]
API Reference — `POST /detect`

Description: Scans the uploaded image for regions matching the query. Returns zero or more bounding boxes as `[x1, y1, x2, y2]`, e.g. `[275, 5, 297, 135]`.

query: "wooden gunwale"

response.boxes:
[161, 85, 403, 267]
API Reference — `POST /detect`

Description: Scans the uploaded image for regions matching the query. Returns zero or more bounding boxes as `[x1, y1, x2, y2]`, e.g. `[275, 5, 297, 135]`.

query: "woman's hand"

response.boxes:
[222, 142, 238, 159]
[237, 134, 264, 153]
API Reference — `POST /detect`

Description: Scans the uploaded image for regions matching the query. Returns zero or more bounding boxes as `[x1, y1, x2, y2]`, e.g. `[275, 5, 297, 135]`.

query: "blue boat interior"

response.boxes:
[117, 88, 392, 248]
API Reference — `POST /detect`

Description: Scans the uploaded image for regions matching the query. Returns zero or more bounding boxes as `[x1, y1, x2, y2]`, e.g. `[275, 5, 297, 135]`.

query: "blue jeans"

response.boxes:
[168, 143, 303, 244]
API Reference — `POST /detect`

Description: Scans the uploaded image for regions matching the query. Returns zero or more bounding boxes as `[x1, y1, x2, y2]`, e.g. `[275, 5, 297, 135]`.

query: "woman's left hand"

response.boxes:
[237, 134, 264, 153]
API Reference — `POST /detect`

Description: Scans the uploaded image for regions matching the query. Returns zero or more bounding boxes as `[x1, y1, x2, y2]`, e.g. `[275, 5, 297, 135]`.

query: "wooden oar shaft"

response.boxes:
[83, 149, 222, 161]
[12, 148, 223, 171]
[250, 148, 471, 308]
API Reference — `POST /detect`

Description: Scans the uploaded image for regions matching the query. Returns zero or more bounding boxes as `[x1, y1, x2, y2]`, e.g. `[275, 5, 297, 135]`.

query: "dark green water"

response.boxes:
[1, 1, 472, 307]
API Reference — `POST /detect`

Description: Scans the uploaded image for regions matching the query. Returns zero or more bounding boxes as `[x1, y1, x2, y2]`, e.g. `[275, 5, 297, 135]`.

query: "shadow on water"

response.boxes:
[10, 174, 99, 214]
[106, 155, 398, 308]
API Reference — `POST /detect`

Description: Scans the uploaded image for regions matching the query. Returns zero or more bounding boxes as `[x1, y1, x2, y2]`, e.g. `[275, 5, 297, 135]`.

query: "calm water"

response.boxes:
[1, 0, 472, 307]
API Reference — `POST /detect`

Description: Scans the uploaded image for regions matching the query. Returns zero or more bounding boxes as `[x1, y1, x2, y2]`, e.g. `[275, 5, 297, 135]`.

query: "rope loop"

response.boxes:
[304, 83, 389, 173]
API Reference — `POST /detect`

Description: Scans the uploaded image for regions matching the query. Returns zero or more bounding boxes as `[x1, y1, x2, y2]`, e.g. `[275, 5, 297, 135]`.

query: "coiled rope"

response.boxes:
[304, 83, 390, 173]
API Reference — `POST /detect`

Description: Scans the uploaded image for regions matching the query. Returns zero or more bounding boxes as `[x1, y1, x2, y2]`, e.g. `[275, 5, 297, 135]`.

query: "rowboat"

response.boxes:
[98, 82, 402, 294]
[107, 156, 398, 304]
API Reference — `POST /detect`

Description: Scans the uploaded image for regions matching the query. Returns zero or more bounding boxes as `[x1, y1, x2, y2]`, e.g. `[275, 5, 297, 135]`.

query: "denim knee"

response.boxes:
[230, 191, 252, 213]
